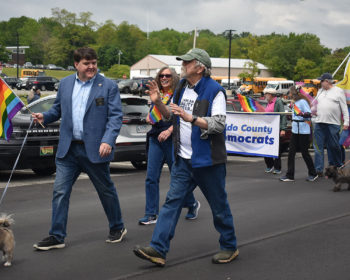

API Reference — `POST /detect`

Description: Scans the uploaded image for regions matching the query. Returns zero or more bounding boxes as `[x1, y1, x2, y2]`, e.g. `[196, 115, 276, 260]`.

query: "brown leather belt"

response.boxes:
[72, 140, 84, 145]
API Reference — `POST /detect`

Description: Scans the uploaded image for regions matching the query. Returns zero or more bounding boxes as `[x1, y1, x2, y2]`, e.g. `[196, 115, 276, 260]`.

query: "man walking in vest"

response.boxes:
[133, 48, 238, 266]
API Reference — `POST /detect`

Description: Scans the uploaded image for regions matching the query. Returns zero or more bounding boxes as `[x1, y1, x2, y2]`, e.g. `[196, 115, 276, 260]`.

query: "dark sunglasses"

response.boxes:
[159, 74, 172, 78]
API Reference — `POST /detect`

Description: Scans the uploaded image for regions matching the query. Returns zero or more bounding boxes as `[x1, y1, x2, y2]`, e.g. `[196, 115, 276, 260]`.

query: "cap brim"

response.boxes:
[176, 54, 194, 61]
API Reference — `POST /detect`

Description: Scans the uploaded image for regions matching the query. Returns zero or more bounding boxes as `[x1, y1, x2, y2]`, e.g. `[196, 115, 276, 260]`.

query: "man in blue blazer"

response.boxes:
[32, 47, 126, 250]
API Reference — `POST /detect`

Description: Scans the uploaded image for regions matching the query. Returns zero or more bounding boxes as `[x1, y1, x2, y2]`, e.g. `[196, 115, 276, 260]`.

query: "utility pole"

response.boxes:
[118, 50, 123, 65]
[225, 29, 236, 90]
[193, 27, 198, 48]
[16, 32, 19, 79]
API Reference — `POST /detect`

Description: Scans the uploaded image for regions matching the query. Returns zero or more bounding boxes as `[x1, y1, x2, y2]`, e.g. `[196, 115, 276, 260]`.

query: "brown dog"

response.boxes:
[0, 214, 15, 266]
[324, 165, 350, 192]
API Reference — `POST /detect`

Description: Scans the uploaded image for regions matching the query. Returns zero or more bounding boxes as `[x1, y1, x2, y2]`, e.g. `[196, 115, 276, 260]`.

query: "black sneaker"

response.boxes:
[185, 200, 201, 220]
[133, 245, 165, 266]
[106, 228, 127, 243]
[33, 236, 65, 251]
[138, 215, 157, 225]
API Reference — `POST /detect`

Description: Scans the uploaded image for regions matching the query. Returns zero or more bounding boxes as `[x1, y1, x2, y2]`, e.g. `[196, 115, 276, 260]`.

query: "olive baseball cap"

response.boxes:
[176, 48, 212, 68]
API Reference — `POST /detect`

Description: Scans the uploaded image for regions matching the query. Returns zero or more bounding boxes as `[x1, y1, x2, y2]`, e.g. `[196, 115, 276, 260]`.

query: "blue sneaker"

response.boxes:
[265, 167, 274, 173]
[138, 215, 157, 225]
[185, 201, 200, 220]
[306, 175, 318, 182]
[273, 169, 282, 174]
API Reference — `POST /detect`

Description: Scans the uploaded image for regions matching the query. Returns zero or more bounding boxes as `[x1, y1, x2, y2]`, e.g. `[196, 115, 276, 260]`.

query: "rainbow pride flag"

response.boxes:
[237, 94, 265, 112]
[293, 104, 301, 115]
[0, 78, 24, 141]
[148, 90, 173, 124]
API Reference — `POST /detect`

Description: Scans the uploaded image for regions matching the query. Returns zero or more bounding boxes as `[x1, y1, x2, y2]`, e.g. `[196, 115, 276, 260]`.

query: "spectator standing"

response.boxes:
[280, 86, 318, 182]
[133, 48, 238, 266]
[264, 88, 287, 174]
[27, 86, 41, 104]
[313, 73, 349, 176]
[139, 67, 200, 225]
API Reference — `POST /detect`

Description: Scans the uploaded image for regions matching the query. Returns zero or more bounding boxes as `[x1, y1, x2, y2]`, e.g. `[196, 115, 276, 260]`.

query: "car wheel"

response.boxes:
[131, 160, 147, 170]
[32, 166, 56, 176]
[41, 85, 46, 91]
[124, 87, 130, 94]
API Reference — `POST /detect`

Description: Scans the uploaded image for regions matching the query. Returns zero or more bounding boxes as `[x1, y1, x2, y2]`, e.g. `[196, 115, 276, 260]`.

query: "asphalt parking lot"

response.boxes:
[1, 153, 350, 279]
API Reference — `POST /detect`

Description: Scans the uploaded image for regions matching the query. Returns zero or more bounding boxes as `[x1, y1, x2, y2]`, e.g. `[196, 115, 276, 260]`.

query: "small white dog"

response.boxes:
[0, 214, 15, 267]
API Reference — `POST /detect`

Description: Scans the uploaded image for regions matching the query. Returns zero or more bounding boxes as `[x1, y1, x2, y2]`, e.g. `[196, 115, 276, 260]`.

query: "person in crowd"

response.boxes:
[32, 47, 126, 250]
[280, 85, 318, 182]
[313, 73, 349, 176]
[133, 48, 238, 266]
[27, 86, 41, 104]
[264, 88, 287, 174]
[139, 67, 200, 225]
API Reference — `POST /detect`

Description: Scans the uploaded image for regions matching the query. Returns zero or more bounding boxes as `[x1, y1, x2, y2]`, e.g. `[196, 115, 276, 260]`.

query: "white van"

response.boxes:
[263, 80, 294, 95]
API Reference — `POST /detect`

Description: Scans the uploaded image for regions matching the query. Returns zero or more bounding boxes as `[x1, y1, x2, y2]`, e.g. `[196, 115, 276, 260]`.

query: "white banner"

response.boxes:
[225, 112, 280, 158]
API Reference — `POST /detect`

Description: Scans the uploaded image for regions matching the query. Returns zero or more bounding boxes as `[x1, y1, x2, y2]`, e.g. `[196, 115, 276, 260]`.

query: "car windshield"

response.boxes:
[122, 98, 149, 116]
[303, 83, 316, 88]
[243, 81, 253, 85]
[265, 84, 277, 89]
[22, 98, 56, 114]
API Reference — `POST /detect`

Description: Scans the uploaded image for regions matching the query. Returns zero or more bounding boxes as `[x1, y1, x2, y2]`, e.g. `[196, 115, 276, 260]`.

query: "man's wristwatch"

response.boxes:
[191, 115, 198, 124]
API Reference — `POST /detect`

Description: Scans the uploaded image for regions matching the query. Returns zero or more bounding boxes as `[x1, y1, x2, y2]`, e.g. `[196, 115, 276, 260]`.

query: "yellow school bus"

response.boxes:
[21, 69, 46, 78]
[239, 77, 287, 95]
[302, 79, 320, 97]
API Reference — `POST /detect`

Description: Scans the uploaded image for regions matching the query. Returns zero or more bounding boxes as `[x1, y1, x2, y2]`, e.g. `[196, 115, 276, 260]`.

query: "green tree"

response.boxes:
[293, 58, 320, 81]
[105, 64, 130, 78]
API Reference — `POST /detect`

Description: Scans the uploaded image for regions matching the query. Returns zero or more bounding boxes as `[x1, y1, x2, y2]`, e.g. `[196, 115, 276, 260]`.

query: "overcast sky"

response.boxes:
[1, 0, 350, 51]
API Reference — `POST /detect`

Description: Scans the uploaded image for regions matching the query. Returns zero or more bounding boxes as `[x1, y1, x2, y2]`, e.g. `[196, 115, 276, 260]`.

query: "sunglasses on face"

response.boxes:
[159, 74, 172, 78]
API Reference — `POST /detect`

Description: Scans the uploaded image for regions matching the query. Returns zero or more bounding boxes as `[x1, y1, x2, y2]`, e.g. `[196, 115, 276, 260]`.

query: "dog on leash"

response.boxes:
[0, 214, 15, 267]
[324, 165, 350, 192]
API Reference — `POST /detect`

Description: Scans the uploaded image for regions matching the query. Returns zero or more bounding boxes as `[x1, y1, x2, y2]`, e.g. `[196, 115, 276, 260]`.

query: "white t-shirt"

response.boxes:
[315, 86, 349, 126]
[178, 87, 226, 159]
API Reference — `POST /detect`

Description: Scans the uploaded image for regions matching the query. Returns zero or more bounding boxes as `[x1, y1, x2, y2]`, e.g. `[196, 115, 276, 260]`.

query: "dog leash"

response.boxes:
[0, 119, 34, 207]
[339, 159, 350, 170]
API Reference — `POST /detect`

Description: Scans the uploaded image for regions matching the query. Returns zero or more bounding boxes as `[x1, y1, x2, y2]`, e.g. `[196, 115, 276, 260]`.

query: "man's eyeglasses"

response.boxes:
[159, 74, 172, 78]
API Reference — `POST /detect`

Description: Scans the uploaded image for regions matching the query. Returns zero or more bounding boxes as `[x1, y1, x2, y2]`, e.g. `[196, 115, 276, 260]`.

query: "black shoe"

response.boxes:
[106, 228, 127, 243]
[33, 236, 65, 251]
[185, 200, 201, 220]
[316, 171, 324, 177]
[133, 245, 165, 266]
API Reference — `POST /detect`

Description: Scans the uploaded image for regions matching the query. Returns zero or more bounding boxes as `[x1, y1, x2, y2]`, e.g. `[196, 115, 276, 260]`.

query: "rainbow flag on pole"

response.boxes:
[237, 94, 265, 112]
[0, 78, 24, 141]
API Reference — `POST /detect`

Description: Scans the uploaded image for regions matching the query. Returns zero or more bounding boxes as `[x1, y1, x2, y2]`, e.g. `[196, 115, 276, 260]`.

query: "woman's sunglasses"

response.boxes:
[159, 74, 172, 78]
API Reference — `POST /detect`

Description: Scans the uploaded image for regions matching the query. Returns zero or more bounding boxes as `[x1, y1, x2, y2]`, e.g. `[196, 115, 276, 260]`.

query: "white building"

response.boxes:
[130, 54, 272, 78]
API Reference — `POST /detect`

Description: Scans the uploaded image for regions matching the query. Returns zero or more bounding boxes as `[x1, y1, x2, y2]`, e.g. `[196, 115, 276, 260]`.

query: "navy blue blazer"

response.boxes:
[43, 73, 123, 163]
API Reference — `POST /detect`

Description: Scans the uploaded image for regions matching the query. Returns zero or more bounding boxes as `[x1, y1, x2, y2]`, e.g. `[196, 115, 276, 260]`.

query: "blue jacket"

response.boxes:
[43, 73, 123, 163]
[172, 76, 227, 168]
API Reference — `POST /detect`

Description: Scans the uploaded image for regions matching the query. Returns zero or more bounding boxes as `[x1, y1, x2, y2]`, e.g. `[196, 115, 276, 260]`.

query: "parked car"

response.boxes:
[0, 95, 60, 175]
[67, 66, 75, 71]
[0, 93, 151, 175]
[54, 81, 60, 91]
[132, 77, 154, 96]
[3, 77, 19, 89]
[117, 79, 139, 94]
[23, 62, 33, 68]
[16, 77, 30, 90]
[35, 64, 45, 69]
[46, 64, 59, 70]
[226, 97, 292, 153]
[26, 76, 60, 91]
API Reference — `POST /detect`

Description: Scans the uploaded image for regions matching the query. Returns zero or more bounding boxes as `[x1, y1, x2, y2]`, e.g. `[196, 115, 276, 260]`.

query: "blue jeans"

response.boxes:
[145, 136, 196, 216]
[313, 123, 342, 172]
[49, 143, 124, 242]
[150, 156, 237, 257]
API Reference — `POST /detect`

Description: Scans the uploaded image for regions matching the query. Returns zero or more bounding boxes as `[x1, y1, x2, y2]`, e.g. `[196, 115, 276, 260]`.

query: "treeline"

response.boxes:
[0, 8, 349, 80]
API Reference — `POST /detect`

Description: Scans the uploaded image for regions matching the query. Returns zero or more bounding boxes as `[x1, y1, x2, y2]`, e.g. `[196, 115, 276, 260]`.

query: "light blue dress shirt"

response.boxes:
[72, 74, 96, 140]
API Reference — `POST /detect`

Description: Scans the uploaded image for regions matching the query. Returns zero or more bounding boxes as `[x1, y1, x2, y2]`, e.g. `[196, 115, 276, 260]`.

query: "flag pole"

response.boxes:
[333, 51, 350, 77]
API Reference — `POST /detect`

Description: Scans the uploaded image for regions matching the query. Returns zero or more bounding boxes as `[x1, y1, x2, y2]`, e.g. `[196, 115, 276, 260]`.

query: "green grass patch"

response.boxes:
[2, 68, 75, 80]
